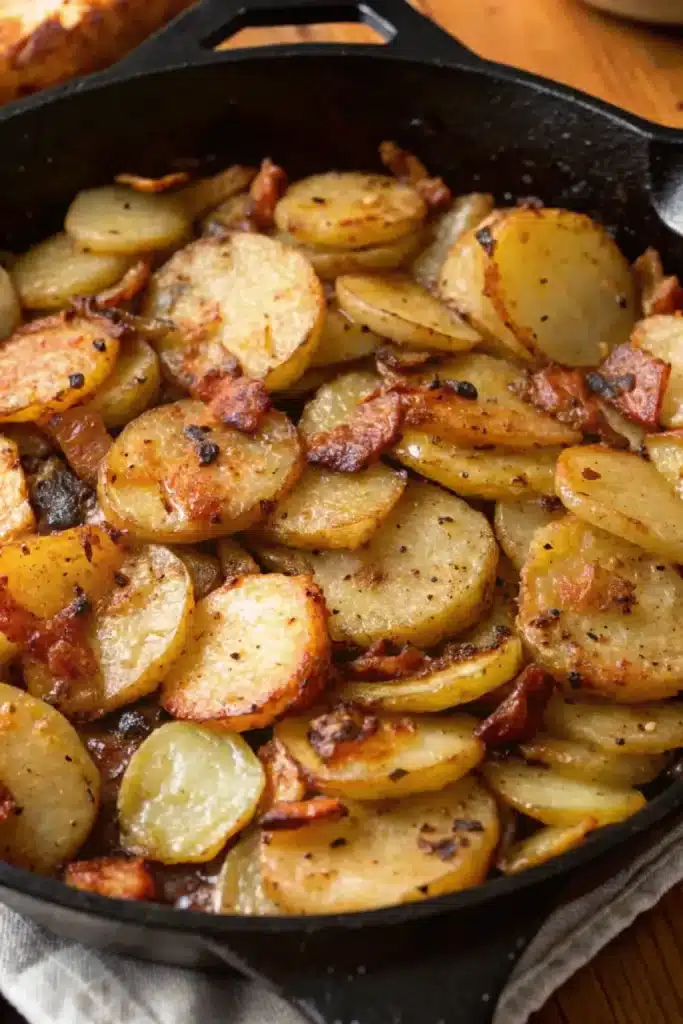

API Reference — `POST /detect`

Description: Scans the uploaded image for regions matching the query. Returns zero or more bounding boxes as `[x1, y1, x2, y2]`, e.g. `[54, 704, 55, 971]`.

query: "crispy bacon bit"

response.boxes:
[204, 375, 271, 434]
[513, 365, 622, 443]
[343, 639, 427, 681]
[474, 664, 555, 747]
[0, 782, 15, 823]
[379, 140, 452, 211]
[556, 562, 636, 614]
[243, 158, 288, 231]
[65, 856, 157, 901]
[592, 343, 671, 430]
[306, 392, 403, 472]
[114, 172, 190, 194]
[94, 260, 151, 309]
[261, 796, 348, 831]
[0, 582, 96, 682]
[44, 407, 112, 488]
[634, 248, 683, 316]
[308, 704, 380, 762]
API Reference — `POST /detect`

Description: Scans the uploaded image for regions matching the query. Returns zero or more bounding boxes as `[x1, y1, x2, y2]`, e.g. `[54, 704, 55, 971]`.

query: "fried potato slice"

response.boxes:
[0, 436, 34, 542]
[215, 829, 280, 915]
[302, 479, 498, 647]
[118, 722, 264, 863]
[0, 267, 21, 341]
[494, 496, 565, 571]
[276, 710, 483, 800]
[280, 229, 424, 280]
[0, 314, 119, 423]
[412, 192, 494, 292]
[98, 401, 302, 543]
[144, 233, 325, 391]
[217, 538, 260, 581]
[250, 464, 407, 550]
[65, 186, 190, 255]
[11, 233, 132, 311]
[274, 173, 426, 250]
[644, 430, 683, 497]
[162, 574, 330, 732]
[174, 547, 222, 600]
[544, 696, 683, 754]
[394, 431, 560, 501]
[260, 776, 499, 913]
[310, 304, 381, 368]
[519, 735, 667, 788]
[519, 516, 683, 701]
[336, 274, 480, 353]
[556, 446, 683, 563]
[298, 368, 381, 438]
[89, 338, 161, 429]
[632, 315, 683, 428]
[497, 819, 596, 876]
[0, 683, 99, 872]
[482, 759, 645, 827]
[179, 165, 256, 220]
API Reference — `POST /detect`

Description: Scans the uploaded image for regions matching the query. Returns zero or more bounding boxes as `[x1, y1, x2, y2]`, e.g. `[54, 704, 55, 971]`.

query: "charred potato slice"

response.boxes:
[118, 722, 264, 863]
[215, 829, 280, 915]
[162, 574, 330, 732]
[494, 497, 565, 571]
[310, 304, 381, 368]
[520, 735, 667, 788]
[544, 696, 683, 755]
[174, 547, 223, 599]
[497, 820, 597, 876]
[217, 538, 260, 580]
[260, 776, 499, 913]
[98, 401, 303, 543]
[280, 229, 424, 280]
[0, 436, 34, 542]
[65, 186, 190, 255]
[0, 683, 99, 872]
[0, 267, 21, 341]
[632, 315, 683, 428]
[412, 192, 494, 292]
[274, 173, 426, 250]
[644, 431, 683, 497]
[144, 233, 325, 391]
[11, 233, 132, 310]
[89, 338, 161, 429]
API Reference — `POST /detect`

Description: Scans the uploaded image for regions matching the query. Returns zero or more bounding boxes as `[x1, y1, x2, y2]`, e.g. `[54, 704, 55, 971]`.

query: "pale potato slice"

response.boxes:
[0, 436, 34, 542]
[494, 497, 565, 571]
[276, 711, 483, 800]
[632, 315, 683, 428]
[65, 186, 190, 255]
[179, 165, 256, 220]
[215, 829, 280, 915]
[520, 735, 667, 788]
[98, 401, 302, 543]
[118, 722, 264, 863]
[162, 574, 330, 732]
[11, 233, 132, 311]
[519, 516, 683, 701]
[412, 192, 494, 292]
[250, 464, 407, 550]
[274, 173, 426, 250]
[217, 538, 260, 580]
[280, 229, 424, 280]
[556, 446, 683, 563]
[0, 683, 99, 872]
[644, 431, 683, 497]
[336, 274, 480, 353]
[174, 547, 222, 599]
[298, 368, 381, 439]
[302, 479, 498, 647]
[310, 304, 381, 368]
[544, 696, 683, 754]
[144, 233, 325, 391]
[482, 759, 645, 827]
[0, 267, 21, 341]
[261, 776, 499, 913]
[0, 314, 119, 423]
[89, 338, 161, 429]
[394, 431, 560, 501]
[498, 820, 596, 876]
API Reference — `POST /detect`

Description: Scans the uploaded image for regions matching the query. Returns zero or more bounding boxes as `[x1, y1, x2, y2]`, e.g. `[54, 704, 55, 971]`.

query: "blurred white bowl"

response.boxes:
[583, 0, 683, 22]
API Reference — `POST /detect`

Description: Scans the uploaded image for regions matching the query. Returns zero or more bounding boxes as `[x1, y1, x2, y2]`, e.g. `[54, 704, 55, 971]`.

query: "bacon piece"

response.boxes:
[343, 639, 427, 681]
[379, 140, 452, 211]
[633, 248, 683, 317]
[0, 582, 96, 682]
[244, 158, 288, 231]
[308, 703, 380, 762]
[44, 407, 112, 488]
[115, 172, 190, 194]
[512, 365, 623, 444]
[94, 260, 151, 309]
[589, 343, 671, 430]
[198, 374, 272, 435]
[261, 796, 348, 831]
[306, 392, 404, 472]
[474, 664, 555, 747]
[65, 856, 157, 901]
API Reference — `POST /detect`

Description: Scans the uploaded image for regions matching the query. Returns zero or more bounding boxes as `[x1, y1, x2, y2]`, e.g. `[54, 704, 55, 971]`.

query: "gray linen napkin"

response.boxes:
[0, 820, 681, 1024]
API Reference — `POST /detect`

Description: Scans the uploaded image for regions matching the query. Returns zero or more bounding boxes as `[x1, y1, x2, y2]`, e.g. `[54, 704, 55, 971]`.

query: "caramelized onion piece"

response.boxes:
[475, 664, 555, 747]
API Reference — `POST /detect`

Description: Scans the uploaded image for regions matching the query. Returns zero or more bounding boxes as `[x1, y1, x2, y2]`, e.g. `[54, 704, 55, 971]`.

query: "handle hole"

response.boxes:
[217, 19, 387, 49]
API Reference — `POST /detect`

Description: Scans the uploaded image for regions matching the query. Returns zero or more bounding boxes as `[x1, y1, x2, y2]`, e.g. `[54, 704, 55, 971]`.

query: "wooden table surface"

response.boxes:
[225, 3, 683, 1023]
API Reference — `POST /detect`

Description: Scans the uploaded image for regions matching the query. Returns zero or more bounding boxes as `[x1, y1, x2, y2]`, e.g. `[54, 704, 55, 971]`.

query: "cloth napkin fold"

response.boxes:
[1, 818, 682, 1024]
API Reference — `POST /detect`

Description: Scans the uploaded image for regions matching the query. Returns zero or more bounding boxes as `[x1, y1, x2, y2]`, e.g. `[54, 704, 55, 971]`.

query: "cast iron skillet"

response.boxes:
[1, 1, 683, 1021]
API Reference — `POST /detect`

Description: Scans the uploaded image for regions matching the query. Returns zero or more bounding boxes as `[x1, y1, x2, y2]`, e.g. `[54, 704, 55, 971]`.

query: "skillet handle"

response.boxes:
[115, 0, 484, 74]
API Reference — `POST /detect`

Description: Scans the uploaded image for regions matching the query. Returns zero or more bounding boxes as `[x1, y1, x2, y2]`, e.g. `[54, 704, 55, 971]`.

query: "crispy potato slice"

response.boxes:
[280, 229, 424, 280]
[98, 401, 303, 543]
[0, 436, 34, 542]
[174, 547, 222, 600]
[65, 186, 190, 255]
[644, 431, 683, 497]
[412, 192, 494, 292]
[276, 711, 483, 800]
[11, 233, 132, 311]
[179, 165, 256, 220]
[217, 538, 260, 580]
[251, 464, 407, 550]
[261, 776, 499, 913]
[215, 829, 280, 915]
[0, 267, 21, 341]
[544, 696, 683, 754]
[632, 315, 683, 428]
[0, 314, 119, 423]
[274, 173, 426, 250]
[394, 431, 560, 501]
[482, 759, 645, 827]
[497, 819, 596, 876]
[89, 338, 161, 429]
[302, 479, 498, 647]
[494, 497, 565, 571]
[310, 304, 381, 368]
[519, 516, 683, 701]
[556, 445, 683, 563]
[0, 683, 99, 872]
[144, 233, 325, 391]
[336, 274, 480, 353]
[298, 368, 381, 438]
[118, 722, 264, 863]
[520, 735, 667, 788]
[162, 574, 330, 732]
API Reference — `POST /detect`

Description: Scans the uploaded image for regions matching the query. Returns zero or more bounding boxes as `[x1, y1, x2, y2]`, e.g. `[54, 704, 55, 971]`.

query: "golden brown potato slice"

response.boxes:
[162, 574, 330, 732]
[274, 173, 426, 250]
[644, 431, 683, 497]
[494, 497, 565, 571]
[302, 479, 498, 647]
[0, 436, 34, 542]
[0, 314, 119, 423]
[260, 776, 499, 913]
[520, 734, 667, 788]
[179, 165, 256, 220]
[217, 538, 260, 580]
[0, 267, 21, 341]
[336, 274, 480, 353]
[89, 338, 161, 429]
[0, 683, 99, 872]
[98, 401, 303, 543]
[174, 547, 222, 599]
[118, 722, 264, 863]
[482, 759, 645, 827]
[519, 516, 683, 701]
[144, 233, 325, 391]
[298, 368, 381, 438]
[11, 233, 132, 311]
[214, 829, 280, 915]
[556, 446, 683, 563]
[544, 696, 683, 755]
[310, 304, 381, 368]
[250, 464, 407, 550]
[65, 186, 190, 255]
[280, 229, 424, 280]
[632, 315, 683, 428]
[412, 192, 494, 292]
[497, 819, 596, 876]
